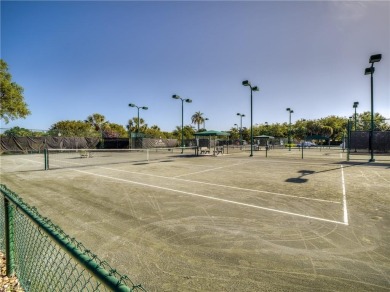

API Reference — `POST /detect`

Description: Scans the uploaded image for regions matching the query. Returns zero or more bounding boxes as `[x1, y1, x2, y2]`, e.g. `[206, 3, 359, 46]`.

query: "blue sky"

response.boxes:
[1, 1, 389, 132]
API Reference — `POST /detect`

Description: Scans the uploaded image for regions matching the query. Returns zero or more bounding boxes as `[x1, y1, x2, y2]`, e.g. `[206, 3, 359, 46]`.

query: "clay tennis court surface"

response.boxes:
[1, 148, 389, 291]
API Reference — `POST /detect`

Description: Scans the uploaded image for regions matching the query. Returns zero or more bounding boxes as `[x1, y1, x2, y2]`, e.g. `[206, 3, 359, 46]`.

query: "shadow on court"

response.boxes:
[285, 170, 315, 183]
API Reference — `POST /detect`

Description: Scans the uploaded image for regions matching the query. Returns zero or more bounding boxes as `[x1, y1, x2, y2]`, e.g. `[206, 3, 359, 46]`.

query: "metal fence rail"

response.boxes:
[0, 184, 146, 292]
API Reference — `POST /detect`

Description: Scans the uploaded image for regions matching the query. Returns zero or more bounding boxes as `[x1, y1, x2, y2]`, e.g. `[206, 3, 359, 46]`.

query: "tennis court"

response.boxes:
[1, 148, 390, 291]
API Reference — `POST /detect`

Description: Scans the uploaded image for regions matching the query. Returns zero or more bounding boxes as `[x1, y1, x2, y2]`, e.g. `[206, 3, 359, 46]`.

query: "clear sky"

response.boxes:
[1, 0, 389, 132]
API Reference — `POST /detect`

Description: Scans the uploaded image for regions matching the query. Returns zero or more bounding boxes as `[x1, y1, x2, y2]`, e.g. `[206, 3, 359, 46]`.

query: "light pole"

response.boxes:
[301, 119, 306, 159]
[203, 118, 209, 130]
[353, 102, 359, 131]
[347, 116, 353, 161]
[264, 122, 269, 135]
[236, 113, 245, 146]
[172, 94, 192, 153]
[353, 101, 359, 152]
[242, 80, 259, 157]
[286, 108, 294, 151]
[365, 54, 381, 162]
[129, 103, 148, 143]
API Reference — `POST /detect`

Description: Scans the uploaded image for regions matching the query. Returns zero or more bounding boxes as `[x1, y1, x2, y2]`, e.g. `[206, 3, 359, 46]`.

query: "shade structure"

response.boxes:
[253, 135, 275, 139]
[194, 130, 230, 137]
[194, 130, 230, 154]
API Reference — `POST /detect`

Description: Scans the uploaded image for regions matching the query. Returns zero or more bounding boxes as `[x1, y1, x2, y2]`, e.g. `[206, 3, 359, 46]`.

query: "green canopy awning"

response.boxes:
[254, 135, 275, 139]
[194, 130, 230, 137]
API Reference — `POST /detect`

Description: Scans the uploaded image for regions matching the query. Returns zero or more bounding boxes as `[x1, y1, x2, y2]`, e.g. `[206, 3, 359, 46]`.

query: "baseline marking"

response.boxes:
[74, 168, 347, 225]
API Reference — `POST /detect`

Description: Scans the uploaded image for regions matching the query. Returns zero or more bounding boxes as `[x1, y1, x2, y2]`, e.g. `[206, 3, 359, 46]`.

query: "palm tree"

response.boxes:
[127, 117, 147, 133]
[85, 113, 108, 136]
[191, 111, 204, 131]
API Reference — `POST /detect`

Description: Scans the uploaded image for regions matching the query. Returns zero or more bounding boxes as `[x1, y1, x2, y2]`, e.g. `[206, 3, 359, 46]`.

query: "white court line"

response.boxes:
[340, 165, 349, 225]
[101, 166, 340, 204]
[15, 156, 346, 224]
[74, 168, 348, 225]
[16, 157, 340, 204]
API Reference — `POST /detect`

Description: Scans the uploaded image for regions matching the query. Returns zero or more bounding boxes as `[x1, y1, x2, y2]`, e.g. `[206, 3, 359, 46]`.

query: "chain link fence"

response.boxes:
[0, 184, 146, 292]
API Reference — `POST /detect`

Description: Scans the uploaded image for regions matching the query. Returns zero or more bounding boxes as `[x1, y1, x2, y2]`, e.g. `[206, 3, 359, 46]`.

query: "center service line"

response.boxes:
[75, 168, 347, 225]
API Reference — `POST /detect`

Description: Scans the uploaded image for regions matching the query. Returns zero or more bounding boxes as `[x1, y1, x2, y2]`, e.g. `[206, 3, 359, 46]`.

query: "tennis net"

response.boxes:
[45, 147, 197, 170]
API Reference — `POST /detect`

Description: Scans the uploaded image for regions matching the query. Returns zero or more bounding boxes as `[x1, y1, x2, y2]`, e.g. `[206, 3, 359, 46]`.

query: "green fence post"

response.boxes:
[44, 148, 49, 170]
[4, 197, 15, 277]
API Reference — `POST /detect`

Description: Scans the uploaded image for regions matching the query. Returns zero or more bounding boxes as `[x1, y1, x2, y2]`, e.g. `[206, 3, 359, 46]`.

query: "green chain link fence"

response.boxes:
[0, 184, 146, 291]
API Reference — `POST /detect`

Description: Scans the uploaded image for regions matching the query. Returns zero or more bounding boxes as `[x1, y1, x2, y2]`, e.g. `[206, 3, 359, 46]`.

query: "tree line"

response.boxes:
[1, 59, 389, 143]
[3, 111, 389, 144]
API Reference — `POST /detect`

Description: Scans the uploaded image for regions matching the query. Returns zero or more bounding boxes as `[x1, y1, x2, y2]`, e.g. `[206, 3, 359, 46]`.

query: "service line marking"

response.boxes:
[74, 168, 348, 225]
[340, 165, 349, 225]
[100, 166, 340, 204]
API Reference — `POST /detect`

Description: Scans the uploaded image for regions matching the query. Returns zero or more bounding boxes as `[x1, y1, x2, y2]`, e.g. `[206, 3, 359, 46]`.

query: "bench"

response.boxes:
[200, 147, 210, 154]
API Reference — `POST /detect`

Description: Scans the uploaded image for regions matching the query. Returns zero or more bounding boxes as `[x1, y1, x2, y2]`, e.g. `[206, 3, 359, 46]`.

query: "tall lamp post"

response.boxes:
[203, 118, 209, 130]
[236, 113, 245, 146]
[365, 54, 382, 162]
[286, 108, 294, 151]
[301, 119, 306, 159]
[242, 80, 259, 157]
[172, 95, 192, 153]
[353, 101, 359, 152]
[347, 116, 353, 161]
[129, 103, 148, 141]
[353, 102, 359, 131]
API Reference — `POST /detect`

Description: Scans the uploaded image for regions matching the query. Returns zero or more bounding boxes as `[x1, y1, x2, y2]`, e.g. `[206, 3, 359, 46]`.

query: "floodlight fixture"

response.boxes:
[369, 54, 382, 63]
[242, 80, 250, 86]
[365, 67, 375, 75]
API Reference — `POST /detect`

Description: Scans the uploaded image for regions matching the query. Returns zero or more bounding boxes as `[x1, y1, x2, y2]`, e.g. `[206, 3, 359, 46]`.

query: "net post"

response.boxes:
[44, 148, 49, 170]
[146, 149, 149, 161]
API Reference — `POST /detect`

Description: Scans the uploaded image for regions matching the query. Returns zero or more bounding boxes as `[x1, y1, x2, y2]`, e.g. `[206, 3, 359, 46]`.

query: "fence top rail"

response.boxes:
[0, 184, 146, 292]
